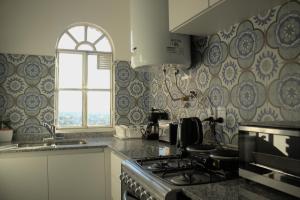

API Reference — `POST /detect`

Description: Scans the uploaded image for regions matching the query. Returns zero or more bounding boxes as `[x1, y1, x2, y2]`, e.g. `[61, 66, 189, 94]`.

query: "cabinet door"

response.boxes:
[110, 151, 124, 200]
[48, 152, 105, 200]
[0, 156, 48, 200]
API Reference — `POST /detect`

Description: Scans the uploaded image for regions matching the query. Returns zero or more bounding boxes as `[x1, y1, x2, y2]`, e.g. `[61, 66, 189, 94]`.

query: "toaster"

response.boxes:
[158, 120, 178, 145]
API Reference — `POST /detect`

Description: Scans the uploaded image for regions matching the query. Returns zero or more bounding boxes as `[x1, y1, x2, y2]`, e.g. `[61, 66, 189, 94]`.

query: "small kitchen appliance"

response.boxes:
[158, 120, 178, 145]
[115, 125, 144, 139]
[239, 121, 300, 198]
[143, 108, 169, 140]
[177, 117, 203, 149]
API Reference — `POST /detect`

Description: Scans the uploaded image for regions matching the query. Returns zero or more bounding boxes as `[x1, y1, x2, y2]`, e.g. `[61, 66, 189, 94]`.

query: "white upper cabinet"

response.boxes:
[169, 0, 209, 32]
[169, 0, 287, 35]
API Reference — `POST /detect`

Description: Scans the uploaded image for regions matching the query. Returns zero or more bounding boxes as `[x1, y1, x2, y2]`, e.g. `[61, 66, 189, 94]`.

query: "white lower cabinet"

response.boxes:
[0, 155, 48, 200]
[48, 151, 106, 200]
[110, 150, 125, 200]
[0, 149, 106, 200]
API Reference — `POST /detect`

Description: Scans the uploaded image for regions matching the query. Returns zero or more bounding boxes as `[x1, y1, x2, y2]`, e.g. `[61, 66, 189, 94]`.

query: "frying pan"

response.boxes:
[186, 144, 217, 153]
[209, 149, 239, 160]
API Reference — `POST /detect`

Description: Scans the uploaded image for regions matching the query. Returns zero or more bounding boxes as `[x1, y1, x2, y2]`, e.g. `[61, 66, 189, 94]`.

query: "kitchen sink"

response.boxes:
[17, 139, 87, 148]
[17, 142, 53, 148]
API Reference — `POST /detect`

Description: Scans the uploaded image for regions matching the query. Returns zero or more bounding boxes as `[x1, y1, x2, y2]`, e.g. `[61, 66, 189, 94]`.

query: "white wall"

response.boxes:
[0, 0, 130, 60]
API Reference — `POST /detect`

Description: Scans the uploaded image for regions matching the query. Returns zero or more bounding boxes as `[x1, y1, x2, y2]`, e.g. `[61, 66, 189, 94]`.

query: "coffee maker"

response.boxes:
[143, 108, 169, 140]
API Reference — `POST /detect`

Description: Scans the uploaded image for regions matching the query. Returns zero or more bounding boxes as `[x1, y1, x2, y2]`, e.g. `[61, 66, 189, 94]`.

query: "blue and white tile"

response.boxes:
[251, 7, 278, 30]
[128, 79, 146, 98]
[0, 54, 15, 84]
[230, 20, 264, 68]
[267, 1, 300, 60]
[269, 62, 300, 121]
[255, 103, 283, 122]
[115, 61, 135, 88]
[204, 34, 228, 75]
[196, 65, 211, 93]
[16, 118, 45, 135]
[231, 71, 266, 121]
[128, 106, 146, 125]
[218, 24, 237, 42]
[17, 87, 48, 116]
[253, 47, 282, 84]
[4, 74, 26, 96]
[219, 58, 240, 89]
[17, 56, 49, 86]
[6, 107, 26, 128]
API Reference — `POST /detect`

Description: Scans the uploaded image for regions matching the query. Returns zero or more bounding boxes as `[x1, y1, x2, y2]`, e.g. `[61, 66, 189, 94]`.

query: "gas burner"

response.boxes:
[135, 154, 239, 186]
[147, 161, 174, 171]
[138, 156, 193, 172]
[170, 172, 208, 185]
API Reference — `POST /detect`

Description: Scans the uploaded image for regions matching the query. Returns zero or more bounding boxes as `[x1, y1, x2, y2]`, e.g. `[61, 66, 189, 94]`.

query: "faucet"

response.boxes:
[43, 123, 56, 141]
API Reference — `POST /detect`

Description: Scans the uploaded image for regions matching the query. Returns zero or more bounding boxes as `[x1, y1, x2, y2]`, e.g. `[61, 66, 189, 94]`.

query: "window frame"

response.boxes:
[54, 24, 115, 133]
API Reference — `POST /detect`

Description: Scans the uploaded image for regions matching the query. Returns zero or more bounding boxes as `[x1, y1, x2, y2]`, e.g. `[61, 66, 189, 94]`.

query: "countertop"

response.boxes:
[0, 136, 297, 200]
[0, 137, 178, 158]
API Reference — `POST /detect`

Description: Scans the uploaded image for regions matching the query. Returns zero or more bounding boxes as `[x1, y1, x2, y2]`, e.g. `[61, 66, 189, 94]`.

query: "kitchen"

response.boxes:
[0, 0, 299, 199]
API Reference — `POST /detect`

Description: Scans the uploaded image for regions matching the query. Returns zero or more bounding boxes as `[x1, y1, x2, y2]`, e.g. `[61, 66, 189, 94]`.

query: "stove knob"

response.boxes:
[127, 178, 132, 185]
[123, 174, 128, 183]
[120, 173, 126, 182]
[140, 191, 150, 200]
[135, 186, 142, 196]
[130, 181, 137, 189]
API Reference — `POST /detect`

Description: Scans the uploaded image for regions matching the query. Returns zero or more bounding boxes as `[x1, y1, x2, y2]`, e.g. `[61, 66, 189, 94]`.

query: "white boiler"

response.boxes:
[130, 0, 191, 70]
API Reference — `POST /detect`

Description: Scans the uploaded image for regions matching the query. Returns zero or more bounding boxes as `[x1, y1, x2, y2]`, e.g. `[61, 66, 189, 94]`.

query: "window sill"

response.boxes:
[56, 127, 115, 134]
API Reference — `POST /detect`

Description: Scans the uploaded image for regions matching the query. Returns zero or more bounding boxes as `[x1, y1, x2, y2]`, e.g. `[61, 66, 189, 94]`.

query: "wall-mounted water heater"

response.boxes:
[130, 0, 191, 70]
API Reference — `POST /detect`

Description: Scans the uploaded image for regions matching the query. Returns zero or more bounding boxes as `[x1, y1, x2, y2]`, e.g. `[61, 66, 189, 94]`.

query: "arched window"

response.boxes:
[55, 24, 113, 130]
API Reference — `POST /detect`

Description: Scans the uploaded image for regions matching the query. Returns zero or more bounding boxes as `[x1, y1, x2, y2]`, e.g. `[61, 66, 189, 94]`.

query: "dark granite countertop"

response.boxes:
[0, 136, 178, 158]
[0, 136, 297, 200]
[183, 178, 298, 200]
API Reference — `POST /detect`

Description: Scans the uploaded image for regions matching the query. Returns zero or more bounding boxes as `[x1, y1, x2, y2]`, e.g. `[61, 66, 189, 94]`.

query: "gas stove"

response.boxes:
[121, 154, 239, 200]
[135, 154, 237, 186]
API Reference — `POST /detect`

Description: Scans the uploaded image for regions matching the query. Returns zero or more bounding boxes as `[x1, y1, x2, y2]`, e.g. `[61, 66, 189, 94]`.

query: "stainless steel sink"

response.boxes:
[17, 139, 87, 148]
[17, 142, 52, 148]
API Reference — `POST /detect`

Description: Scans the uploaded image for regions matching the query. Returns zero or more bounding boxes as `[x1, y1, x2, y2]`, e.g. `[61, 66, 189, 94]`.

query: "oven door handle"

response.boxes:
[123, 190, 140, 200]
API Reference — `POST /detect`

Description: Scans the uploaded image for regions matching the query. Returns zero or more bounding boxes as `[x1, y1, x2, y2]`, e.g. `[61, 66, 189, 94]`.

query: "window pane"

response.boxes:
[87, 55, 110, 89]
[95, 37, 112, 52]
[58, 53, 82, 88]
[87, 91, 110, 126]
[87, 26, 102, 43]
[58, 91, 82, 127]
[68, 26, 85, 42]
[57, 33, 76, 49]
[77, 43, 94, 51]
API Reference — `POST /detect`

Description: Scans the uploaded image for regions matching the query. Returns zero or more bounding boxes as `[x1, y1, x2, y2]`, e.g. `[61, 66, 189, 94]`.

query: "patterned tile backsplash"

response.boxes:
[0, 54, 55, 139]
[0, 1, 299, 144]
[115, 61, 151, 125]
[147, 1, 300, 145]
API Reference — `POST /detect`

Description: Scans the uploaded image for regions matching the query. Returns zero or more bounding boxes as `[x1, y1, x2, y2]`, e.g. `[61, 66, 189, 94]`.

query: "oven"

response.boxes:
[121, 151, 239, 200]
[239, 121, 300, 198]
[121, 160, 189, 200]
